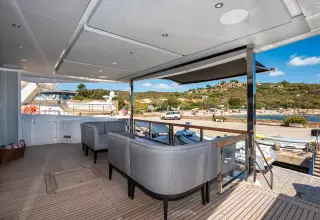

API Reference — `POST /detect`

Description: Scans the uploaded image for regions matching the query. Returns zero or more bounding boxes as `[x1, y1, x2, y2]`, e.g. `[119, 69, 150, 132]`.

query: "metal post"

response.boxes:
[168, 124, 174, 146]
[200, 129, 203, 142]
[130, 80, 134, 133]
[149, 122, 152, 140]
[246, 44, 257, 180]
[217, 147, 223, 194]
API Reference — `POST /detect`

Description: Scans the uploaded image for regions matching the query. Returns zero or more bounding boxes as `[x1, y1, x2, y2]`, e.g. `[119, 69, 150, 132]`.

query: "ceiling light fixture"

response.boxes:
[12, 24, 21, 28]
[21, 59, 27, 62]
[17, 45, 24, 48]
[98, 70, 103, 73]
[162, 34, 168, 37]
[220, 9, 248, 25]
[215, 3, 223, 8]
[112, 62, 117, 65]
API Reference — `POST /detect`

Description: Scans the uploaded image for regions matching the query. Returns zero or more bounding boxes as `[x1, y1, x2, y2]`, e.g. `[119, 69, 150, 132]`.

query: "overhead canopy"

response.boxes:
[0, 0, 319, 82]
[165, 58, 274, 84]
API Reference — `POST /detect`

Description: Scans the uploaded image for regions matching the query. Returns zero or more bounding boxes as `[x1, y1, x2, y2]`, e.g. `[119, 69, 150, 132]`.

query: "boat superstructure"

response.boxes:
[1, 0, 320, 219]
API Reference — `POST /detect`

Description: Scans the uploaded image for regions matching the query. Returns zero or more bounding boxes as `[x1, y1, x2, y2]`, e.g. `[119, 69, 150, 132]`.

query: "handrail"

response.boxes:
[216, 134, 247, 148]
[134, 119, 247, 134]
[254, 140, 273, 190]
[308, 151, 317, 175]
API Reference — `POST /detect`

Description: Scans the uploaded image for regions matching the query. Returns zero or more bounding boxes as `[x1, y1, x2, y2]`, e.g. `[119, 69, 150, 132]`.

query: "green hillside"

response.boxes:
[74, 82, 320, 110]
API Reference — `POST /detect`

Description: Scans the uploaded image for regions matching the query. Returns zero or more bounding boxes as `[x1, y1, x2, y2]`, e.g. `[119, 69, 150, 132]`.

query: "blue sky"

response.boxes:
[59, 35, 320, 92]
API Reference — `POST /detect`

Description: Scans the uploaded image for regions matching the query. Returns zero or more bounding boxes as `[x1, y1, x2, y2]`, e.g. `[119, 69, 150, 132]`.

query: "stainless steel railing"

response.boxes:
[254, 140, 273, 190]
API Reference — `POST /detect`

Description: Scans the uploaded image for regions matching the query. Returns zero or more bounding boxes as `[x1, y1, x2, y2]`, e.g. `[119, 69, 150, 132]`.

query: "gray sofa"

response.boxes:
[107, 133, 235, 220]
[80, 120, 127, 163]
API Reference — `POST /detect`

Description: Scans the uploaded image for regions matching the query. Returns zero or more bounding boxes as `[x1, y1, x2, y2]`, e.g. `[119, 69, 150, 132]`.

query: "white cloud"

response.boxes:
[152, 83, 182, 90]
[141, 82, 152, 87]
[288, 55, 320, 66]
[269, 71, 285, 77]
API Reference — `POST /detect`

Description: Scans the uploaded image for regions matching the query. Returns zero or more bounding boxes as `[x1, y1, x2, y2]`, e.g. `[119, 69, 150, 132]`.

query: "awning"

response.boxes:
[165, 58, 274, 84]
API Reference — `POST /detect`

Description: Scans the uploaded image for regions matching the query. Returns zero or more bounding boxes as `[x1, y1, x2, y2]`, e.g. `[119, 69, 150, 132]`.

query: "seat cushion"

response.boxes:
[95, 134, 108, 150]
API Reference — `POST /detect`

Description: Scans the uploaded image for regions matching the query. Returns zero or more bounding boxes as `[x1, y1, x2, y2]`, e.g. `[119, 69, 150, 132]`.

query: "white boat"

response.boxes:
[256, 134, 314, 150]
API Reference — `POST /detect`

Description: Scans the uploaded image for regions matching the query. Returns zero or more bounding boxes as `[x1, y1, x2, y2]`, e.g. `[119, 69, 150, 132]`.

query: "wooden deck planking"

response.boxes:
[1, 144, 320, 220]
[253, 165, 320, 206]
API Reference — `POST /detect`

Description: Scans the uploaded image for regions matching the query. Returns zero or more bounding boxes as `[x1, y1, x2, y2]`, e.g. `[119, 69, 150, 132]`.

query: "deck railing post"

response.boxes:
[130, 80, 134, 133]
[247, 44, 256, 177]
[200, 129, 203, 142]
[168, 124, 174, 146]
[149, 121, 152, 140]
[217, 147, 223, 194]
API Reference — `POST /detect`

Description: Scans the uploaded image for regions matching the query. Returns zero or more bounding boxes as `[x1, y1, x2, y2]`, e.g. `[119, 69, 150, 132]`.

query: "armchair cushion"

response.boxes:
[129, 140, 210, 195]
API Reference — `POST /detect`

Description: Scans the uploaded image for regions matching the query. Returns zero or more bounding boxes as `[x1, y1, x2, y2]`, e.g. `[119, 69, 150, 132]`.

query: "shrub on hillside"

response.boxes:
[283, 116, 308, 125]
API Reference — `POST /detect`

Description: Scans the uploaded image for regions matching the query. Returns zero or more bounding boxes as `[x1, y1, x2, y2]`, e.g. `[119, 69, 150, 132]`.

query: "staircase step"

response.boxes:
[313, 173, 320, 178]
[314, 167, 320, 172]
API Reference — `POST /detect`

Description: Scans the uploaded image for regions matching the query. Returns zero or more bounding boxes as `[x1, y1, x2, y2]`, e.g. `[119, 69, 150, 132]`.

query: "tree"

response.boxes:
[228, 97, 242, 106]
[230, 79, 239, 83]
[112, 96, 126, 109]
[77, 83, 86, 92]
[166, 96, 181, 108]
[206, 84, 211, 88]
[281, 80, 289, 87]
[221, 81, 226, 85]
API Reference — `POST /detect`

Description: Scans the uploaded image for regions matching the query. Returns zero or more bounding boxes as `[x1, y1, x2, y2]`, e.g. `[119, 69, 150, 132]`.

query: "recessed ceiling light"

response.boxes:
[112, 62, 117, 65]
[17, 45, 24, 48]
[12, 24, 21, 28]
[98, 70, 103, 73]
[98, 76, 107, 79]
[21, 59, 27, 62]
[162, 34, 168, 37]
[220, 9, 249, 25]
[215, 3, 223, 8]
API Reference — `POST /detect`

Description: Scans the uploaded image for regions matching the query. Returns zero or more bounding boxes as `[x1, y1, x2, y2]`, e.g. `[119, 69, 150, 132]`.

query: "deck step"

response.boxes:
[314, 168, 320, 173]
[313, 173, 320, 178]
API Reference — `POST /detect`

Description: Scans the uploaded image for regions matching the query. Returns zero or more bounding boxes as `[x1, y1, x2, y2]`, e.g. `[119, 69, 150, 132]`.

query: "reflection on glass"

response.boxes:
[221, 140, 247, 186]
[134, 121, 169, 145]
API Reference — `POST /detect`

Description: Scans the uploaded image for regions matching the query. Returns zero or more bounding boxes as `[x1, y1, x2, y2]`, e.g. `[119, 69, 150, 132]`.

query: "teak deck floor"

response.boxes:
[1, 144, 320, 220]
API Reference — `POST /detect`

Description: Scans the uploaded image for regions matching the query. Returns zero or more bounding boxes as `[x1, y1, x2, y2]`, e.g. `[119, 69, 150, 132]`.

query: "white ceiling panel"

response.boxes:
[88, 0, 293, 55]
[120, 15, 311, 81]
[0, 0, 89, 74]
[297, 0, 320, 17]
[65, 26, 181, 72]
[56, 60, 133, 81]
[0, 0, 90, 24]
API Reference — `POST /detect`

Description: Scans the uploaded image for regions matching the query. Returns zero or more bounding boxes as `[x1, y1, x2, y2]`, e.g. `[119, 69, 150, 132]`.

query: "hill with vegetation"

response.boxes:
[74, 81, 320, 110]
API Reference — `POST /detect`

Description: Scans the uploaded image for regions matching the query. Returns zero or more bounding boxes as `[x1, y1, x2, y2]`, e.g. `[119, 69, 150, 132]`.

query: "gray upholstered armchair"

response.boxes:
[129, 139, 210, 220]
[80, 120, 127, 163]
[107, 132, 135, 197]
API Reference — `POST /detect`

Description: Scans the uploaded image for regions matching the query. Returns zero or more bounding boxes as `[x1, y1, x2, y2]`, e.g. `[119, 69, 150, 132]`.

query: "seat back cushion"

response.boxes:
[107, 133, 130, 176]
[130, 140, 209, 195]
[86, 122, 105, 134]
[105, 121, 126, 133]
